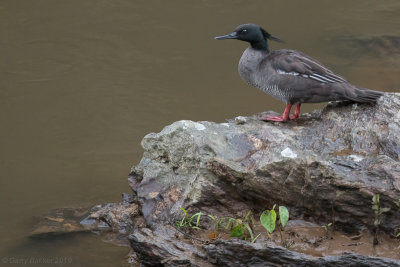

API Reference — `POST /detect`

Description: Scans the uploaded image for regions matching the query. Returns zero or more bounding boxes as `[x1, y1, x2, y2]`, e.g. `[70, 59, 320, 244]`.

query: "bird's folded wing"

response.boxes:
[271, 50, 347, 84]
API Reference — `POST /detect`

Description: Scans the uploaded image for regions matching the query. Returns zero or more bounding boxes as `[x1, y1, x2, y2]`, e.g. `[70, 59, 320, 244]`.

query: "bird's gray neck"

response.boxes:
[240, 47, 269, 65]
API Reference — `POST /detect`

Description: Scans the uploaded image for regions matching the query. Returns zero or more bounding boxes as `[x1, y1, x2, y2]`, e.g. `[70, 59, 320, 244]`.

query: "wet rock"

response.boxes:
[126, 93, 400, 265]
[87, 201, 141, 234]
[130, 93, 400, 234]
[30, 207, 92, 238]
[129, 225, 210, 267]
[30, 193, 143, 247]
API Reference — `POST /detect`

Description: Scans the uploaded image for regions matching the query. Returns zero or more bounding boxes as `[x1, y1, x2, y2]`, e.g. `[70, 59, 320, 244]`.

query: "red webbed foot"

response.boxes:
[259, 103, 302, 122]
[259, 115, 289, 122]
[259, 103, 293, 122]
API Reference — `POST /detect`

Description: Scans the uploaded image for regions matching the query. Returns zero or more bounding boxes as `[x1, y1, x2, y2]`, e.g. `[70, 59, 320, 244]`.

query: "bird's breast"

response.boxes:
[238, 55, 257, 86]
[238, 48, 292, 102]
[238, 48, 267, 86]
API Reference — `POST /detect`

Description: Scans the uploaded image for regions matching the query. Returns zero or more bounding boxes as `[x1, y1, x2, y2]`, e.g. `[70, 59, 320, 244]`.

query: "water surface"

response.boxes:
[1, 0, 399, 265]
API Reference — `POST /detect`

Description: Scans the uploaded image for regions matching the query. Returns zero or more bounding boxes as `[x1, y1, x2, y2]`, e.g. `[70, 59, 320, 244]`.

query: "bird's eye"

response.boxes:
[241, 29, 248, 34]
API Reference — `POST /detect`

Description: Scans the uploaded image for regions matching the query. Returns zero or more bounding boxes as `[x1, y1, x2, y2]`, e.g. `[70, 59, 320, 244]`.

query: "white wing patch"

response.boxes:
[311, 73, 338, 83]
[277, 69, 300, 76]
[277, 69, 346, 84]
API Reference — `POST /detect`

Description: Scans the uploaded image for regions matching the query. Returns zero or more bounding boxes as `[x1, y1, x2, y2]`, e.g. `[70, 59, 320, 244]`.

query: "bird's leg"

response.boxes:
[289, 104, 301, 120]
[260, 103, 292, 122]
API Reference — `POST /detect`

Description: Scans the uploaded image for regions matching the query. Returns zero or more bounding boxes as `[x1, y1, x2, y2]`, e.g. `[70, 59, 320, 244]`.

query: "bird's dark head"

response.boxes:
[214, 23, 283, 51]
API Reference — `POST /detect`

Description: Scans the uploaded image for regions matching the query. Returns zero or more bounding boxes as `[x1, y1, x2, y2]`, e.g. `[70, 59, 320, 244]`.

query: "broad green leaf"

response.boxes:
[260, 210, 276, 234]
[230, 224, 245, 237]
[279, 206, 289, 228]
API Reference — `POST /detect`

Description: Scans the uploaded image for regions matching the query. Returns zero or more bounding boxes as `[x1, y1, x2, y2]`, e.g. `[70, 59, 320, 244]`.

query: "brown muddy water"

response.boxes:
[1, 0, 399, 266]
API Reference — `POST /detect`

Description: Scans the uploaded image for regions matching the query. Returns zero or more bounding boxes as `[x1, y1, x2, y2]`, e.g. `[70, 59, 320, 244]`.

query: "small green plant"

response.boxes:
[208, 215, 225, 234]
[284, 240, 294, 249]
[260, 205, 289, 245]
[208, 215, 231, 238]
[371, 194, 390, 245]
[322, 223, 333, 236]
[372, 194, 390, 227]
[227, 211, 260, 243]
[176, 207, 203, 229]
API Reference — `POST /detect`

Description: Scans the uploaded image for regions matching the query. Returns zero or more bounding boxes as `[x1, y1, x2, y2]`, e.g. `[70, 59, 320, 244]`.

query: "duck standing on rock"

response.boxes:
[215, 23, 383, 122]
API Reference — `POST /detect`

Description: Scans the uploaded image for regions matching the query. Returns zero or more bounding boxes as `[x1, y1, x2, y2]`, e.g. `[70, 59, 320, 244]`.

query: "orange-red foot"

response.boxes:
[259, 115, 289, 122]
[258, 104, 302, 122]
[259, 103, 292, 122]
[289, 104, 301, 120]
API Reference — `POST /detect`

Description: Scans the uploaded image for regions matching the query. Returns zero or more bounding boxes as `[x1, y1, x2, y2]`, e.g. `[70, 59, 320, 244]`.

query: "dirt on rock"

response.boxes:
[185, 218, 400, 260]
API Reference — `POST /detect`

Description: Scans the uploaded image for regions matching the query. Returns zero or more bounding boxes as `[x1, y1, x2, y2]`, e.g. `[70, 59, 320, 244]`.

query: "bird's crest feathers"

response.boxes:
[260, 27, 284, 43]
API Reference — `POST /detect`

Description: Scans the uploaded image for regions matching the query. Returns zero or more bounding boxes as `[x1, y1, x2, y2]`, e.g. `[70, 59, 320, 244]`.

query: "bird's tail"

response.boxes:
[343, 86, 383, 103]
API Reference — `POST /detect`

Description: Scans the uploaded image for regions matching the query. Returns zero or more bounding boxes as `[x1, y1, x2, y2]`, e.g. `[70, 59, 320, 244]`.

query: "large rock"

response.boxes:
[38, 93, 395, 265]
[125, 93, 400, 266]
[129, 94, 400, 232]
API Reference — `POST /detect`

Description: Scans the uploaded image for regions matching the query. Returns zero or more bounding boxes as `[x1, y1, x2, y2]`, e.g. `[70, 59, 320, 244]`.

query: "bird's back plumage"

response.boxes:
[239, 47, 382, 105]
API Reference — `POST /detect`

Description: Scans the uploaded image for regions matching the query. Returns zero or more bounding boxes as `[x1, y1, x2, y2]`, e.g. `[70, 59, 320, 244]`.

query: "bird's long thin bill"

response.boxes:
[214, 32, 237, 40]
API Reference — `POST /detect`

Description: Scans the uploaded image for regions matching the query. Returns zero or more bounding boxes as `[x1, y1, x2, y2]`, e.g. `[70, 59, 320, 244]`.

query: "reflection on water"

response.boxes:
[0, 0, 399, 264]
